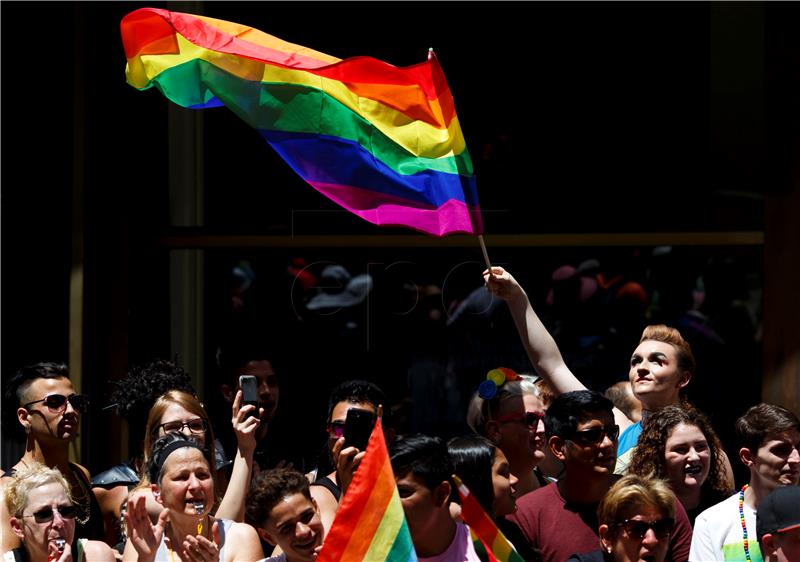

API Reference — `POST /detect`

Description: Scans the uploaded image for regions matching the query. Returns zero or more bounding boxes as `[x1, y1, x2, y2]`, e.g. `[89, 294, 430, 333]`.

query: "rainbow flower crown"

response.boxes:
[478, 367, 522, 400]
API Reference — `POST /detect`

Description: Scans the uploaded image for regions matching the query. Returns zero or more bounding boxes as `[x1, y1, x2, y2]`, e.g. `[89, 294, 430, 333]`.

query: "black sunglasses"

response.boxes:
[23, 394, 88, 414]
[613, 517, 674, 540]
[157, 418, 208, 435]
[23, 504, 77, 524]
[568, 424, 620, 445]
[496, 411, 544, 428]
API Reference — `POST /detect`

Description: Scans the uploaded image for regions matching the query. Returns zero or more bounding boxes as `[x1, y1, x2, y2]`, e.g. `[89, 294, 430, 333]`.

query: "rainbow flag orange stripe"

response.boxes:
[120, 8, 481, 237]
[453, 475, 524, 562]
[317, 419, 416, 562]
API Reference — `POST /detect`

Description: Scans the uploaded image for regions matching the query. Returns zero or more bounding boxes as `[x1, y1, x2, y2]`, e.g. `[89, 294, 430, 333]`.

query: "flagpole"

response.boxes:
[478, 235, 493, 276]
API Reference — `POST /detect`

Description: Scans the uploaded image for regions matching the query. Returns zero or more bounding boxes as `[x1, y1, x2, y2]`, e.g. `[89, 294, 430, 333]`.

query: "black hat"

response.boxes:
[756, 486, 800, 542]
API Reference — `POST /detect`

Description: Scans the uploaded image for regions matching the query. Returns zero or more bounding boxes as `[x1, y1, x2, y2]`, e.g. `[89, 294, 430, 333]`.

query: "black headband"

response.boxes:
[150, 439, 204, 483]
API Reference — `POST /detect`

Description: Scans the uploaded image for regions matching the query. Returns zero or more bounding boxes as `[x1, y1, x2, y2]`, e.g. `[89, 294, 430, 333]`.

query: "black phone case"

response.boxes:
[239, 375, 259, 418]
[343, 409, 374, 450]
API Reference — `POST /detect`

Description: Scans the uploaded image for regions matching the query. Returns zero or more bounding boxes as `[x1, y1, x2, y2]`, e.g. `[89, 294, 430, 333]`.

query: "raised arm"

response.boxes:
[485, 266, 633, 430]
[483, 266, 585, 395]
[214, 390, 260, 522]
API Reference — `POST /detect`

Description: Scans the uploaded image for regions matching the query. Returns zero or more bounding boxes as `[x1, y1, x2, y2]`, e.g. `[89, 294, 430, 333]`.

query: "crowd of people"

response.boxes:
[1, 262, 797, 562]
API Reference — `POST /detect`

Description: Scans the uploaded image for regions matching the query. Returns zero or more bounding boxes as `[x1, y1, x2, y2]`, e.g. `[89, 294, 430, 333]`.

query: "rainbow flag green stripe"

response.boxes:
[121, 7, 481, 236]
[143, 58, 473, 177]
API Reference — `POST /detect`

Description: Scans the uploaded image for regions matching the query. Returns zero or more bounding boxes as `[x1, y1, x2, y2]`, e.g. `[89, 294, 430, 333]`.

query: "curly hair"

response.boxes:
[246, 468, 311, 528]
[627, 405, 730, 504]
[108, 359, 195, 420]
[106, 359, 196, 456]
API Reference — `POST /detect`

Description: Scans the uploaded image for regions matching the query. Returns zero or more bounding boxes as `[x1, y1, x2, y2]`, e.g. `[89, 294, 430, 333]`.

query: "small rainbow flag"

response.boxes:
[120, 8, 482, 237]
[453, 475, 524, 562]
[316, 417, 416, 562]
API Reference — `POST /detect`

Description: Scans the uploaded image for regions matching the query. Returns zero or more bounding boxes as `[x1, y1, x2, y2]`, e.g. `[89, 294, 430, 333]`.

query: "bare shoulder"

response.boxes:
[309, 482, 337, 506]
[223, 520, 264, 561]
[227, 520, 259, 539]
[81, 539, 118, 562]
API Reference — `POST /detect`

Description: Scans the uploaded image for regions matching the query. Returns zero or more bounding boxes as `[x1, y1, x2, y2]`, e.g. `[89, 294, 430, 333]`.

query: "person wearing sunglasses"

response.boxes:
[507, 390, 692, 562]
[127, 387, 263, 528]
[3, 462, 115, 562]
[567, 474, 677, 562]
[1, 362, 105, 553]
[482, 267, 735, 481]
[466, 368, 552, 499]
[308, 380, 388, 535]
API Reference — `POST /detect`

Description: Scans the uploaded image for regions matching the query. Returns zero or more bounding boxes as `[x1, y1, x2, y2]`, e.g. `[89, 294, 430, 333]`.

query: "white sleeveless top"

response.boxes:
[154, 518, 233, 562]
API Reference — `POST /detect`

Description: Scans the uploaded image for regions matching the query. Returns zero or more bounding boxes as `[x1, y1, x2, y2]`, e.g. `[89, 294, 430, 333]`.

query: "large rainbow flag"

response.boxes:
[317, 418, 416, 562]
[120, 8, 482, 237]
[453, 475, 524, 562]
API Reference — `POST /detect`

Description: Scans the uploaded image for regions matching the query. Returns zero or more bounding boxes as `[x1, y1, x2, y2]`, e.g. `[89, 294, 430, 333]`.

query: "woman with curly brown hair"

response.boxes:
[626, 405, 732, 524]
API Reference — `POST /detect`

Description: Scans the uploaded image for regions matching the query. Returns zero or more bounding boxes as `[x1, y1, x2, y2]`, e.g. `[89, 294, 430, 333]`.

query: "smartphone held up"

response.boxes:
[239, 374, 260, 420]
[343, 408, 375, 451]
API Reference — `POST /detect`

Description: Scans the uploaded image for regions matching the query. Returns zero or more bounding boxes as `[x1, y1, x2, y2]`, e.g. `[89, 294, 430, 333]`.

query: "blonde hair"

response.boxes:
[597, 474, 676, 529]
[4, 462, 71, 517]
[640, 325, 696, 374]
[467, 372, 543, 434]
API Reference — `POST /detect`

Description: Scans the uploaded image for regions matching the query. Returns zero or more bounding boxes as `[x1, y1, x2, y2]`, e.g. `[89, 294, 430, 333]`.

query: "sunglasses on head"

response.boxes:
[22, 504, 77, 524]
[326, 420, 346, 439]
[23, 394, 88, 414]
[158, 418, 207, 435]
[613, 517, 674, 540]
[495, 411, 544, 428]
[567, 424, 620, 445]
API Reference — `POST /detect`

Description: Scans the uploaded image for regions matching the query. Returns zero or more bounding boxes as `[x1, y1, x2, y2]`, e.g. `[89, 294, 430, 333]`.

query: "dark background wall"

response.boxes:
[2, 2, 797, 476]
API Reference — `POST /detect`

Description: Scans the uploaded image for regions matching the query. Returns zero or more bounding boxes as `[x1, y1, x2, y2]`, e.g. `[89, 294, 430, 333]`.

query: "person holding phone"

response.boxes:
[214, 337, 286, 473]
[309, 380, 386, 534]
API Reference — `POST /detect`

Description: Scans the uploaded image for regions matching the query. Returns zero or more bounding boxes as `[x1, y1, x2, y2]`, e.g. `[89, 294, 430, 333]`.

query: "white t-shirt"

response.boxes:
[418, 522, 480, 562]
[690, 491, 763, 562]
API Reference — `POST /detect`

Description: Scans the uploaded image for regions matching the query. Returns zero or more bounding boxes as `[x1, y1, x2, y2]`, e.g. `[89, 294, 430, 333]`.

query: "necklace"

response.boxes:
[739, 484, 751, 562]
[67, 465, 92, 525]
[165, 517, 211, 562]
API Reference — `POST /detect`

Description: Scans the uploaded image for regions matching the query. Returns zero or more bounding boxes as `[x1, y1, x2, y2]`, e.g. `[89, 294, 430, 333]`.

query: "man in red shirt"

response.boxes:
[507, 390, 692, 562]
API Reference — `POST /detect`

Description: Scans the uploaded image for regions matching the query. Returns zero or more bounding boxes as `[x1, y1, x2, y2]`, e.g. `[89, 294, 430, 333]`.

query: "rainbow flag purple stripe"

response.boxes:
[120, 8, 482, 236]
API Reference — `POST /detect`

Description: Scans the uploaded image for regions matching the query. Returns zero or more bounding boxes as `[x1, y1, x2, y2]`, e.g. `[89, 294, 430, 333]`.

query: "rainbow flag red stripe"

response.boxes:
[453, 475, 524, 562]
[120, 8, 482, 236]
[317, 419, 416, 562]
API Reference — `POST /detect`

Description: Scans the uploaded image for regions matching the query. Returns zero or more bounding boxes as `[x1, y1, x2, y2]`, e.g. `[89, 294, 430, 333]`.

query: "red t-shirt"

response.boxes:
[507, 483, 692, 562]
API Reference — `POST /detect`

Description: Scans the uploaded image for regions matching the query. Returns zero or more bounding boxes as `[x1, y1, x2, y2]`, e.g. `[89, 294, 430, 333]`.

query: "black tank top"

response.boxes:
[310, 474, 341, 502]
